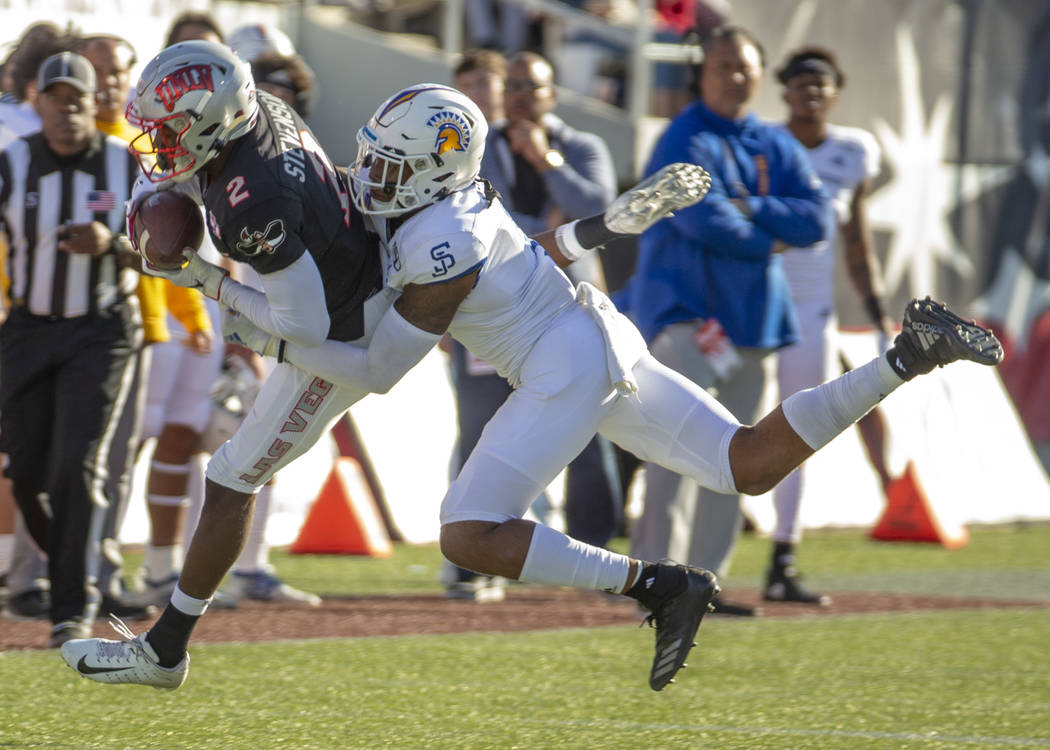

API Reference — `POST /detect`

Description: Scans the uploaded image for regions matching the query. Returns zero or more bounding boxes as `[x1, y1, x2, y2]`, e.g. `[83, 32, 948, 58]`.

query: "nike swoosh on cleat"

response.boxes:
[77, 655, 135, 675]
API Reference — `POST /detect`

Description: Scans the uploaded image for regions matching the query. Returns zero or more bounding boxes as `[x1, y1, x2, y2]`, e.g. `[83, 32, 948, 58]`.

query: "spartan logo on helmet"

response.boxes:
[235, 219, 286, 256]
[426, 111, 471, 155]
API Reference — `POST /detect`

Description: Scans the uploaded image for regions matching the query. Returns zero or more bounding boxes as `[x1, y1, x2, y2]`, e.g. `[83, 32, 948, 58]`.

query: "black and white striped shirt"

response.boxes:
[0, 131, 139, 318]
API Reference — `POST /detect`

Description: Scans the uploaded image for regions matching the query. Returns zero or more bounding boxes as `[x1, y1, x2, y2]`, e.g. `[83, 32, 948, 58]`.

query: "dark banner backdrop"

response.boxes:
[722, 0, 1050, 455]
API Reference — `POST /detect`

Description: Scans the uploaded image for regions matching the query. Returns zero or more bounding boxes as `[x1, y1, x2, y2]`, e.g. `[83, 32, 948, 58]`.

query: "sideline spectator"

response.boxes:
[482, 50, 625, 549]
[767, 46, 892, 605]
[627, 25, 830, 616]
[79, 32, 160, 621]
[164, 11, 224, 47]
[0, 21, 77, 624]
[438, 50, 517, 600]
[0, 52, 141, 647]
[80, 32, 210, 619]
[452, 48, 506, 124]
[486, 51, 618, 236]
[249, 52, 317, 118]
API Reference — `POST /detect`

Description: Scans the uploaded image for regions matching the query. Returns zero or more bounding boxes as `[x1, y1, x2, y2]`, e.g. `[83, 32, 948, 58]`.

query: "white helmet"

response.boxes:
[227, 23, 296, 63]
[351, 84, 487, 216]
[126, 40, 258, 184]
[200, 356, 259, 454]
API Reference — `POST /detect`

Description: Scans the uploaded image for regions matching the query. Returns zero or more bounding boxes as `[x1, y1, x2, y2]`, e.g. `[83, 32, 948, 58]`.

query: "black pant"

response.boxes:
[0, 304, 138, 623]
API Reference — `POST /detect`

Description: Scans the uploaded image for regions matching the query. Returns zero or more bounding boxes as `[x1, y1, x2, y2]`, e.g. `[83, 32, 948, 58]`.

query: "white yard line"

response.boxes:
[531, 719, 1050, 747]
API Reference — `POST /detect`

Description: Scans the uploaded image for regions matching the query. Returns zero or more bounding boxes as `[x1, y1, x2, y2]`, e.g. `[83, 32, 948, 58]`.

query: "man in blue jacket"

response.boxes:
[629, 25, 831, 615]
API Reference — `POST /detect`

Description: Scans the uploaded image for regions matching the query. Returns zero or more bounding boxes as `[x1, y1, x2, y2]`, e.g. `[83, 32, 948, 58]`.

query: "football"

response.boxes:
[133, 190, 204, 270]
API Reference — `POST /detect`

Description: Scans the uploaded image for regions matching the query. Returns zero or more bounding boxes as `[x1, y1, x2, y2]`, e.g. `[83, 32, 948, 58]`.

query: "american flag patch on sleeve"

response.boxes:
[85, 190, 117, 211]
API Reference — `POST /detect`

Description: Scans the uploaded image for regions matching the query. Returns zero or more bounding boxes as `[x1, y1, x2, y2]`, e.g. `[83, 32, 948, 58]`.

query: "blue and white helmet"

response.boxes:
[351, 84, 487, 216]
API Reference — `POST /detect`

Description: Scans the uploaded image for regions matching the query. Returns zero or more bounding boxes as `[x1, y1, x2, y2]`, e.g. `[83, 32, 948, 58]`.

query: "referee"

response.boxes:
[0, 52, 141, 648]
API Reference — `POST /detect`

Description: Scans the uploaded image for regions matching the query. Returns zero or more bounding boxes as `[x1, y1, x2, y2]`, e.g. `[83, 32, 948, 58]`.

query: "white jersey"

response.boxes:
[775, 122, 881, 302]
[373, 182, 575, 386]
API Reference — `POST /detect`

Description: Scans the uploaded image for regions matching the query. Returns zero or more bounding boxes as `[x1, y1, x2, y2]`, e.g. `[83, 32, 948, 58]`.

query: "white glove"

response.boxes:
[143, 250, 228, 300]
[221, 308, 279, 358]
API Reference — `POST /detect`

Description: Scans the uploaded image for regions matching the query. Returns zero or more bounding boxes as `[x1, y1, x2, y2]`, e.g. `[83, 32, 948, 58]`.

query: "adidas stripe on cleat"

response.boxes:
[643, 563, 719, 691]
[889, 296, 1004, 380]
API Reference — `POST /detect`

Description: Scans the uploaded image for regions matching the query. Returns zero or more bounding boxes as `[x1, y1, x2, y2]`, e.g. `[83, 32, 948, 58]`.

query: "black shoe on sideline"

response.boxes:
[709, 595, 762, 617]
[3, 588, 50, 621]
[101, 593, 157, 622]
[763, 568, 831, 607]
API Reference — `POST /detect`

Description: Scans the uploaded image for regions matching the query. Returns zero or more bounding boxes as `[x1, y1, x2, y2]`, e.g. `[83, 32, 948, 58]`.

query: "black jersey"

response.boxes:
[202, 91, 382, 341]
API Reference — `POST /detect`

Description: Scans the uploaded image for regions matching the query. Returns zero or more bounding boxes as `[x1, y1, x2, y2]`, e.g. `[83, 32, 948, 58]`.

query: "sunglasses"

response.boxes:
[505, 79, 549, 93]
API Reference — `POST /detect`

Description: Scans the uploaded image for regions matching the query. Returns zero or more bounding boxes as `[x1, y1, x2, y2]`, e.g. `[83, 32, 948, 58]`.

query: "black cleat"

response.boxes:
[888, 297, 1004, 380]
[643, 563, 719, 691]
[763, 567, 831, 607]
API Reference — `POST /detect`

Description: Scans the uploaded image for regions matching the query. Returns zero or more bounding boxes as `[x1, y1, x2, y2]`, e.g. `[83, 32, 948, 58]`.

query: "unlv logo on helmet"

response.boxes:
[156, 64, 215, 112]
[236, 219, 286, 256]
[426, 111, 471, 155]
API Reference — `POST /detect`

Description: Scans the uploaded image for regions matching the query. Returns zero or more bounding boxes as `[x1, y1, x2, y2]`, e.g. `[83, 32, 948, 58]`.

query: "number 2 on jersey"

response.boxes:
[226, 175, 250, 206]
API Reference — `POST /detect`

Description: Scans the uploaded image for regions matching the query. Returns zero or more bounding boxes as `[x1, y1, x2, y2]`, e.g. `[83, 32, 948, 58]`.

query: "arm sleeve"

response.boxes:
[166, 284, 212, 335]
[284, 302, 439, 394]
[136, 274, 170, 343]
[542, 133, 618, 219]
[218, 251, 330, 347]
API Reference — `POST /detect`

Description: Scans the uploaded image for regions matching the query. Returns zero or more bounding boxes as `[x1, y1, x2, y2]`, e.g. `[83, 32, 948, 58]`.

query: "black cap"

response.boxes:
[37, 52, 96, 94]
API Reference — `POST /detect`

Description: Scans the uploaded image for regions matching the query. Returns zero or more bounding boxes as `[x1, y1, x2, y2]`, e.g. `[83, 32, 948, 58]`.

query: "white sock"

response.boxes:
[519, 523, 631, 593]
[145, 544, 183, 581]
[233, 483, 272, 574]
[170, 583, 210, 616]
[0, 533, 12, 575]
[782, 356, 904, 451]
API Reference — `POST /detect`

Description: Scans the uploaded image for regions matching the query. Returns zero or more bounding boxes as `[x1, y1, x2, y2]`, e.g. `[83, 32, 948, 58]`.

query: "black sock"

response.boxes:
[146, 604, 200, 668]
[624, 562, 687, 611]
[884, 346, 910, 380]
[771, 542, 795, 574]
[574, 214, 618, 250]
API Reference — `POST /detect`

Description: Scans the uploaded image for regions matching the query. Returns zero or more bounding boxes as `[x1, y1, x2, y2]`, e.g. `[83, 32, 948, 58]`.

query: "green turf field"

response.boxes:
[3, 524, 1048, 750]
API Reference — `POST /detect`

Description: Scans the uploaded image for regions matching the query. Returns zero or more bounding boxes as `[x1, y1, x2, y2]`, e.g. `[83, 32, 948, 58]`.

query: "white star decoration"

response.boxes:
[865, 25, 1010, 298]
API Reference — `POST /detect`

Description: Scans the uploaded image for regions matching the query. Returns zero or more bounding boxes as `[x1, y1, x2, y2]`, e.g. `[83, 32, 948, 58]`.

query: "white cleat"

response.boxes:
[224, 569, 322, 607]
[60, 615, 189, 690]
[603, 162, 712, 235]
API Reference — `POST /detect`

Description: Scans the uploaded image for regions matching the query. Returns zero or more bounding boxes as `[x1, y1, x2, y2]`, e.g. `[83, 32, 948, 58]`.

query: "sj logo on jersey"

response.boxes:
[236, 219, 286, 256]
[426, 111, 471, 155]
[430, 241, 455, 277]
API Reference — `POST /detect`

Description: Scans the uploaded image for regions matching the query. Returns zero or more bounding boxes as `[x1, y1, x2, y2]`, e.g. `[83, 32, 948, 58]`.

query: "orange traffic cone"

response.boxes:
[290, 457, 394, 557]
[869, 461, 969, 548]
